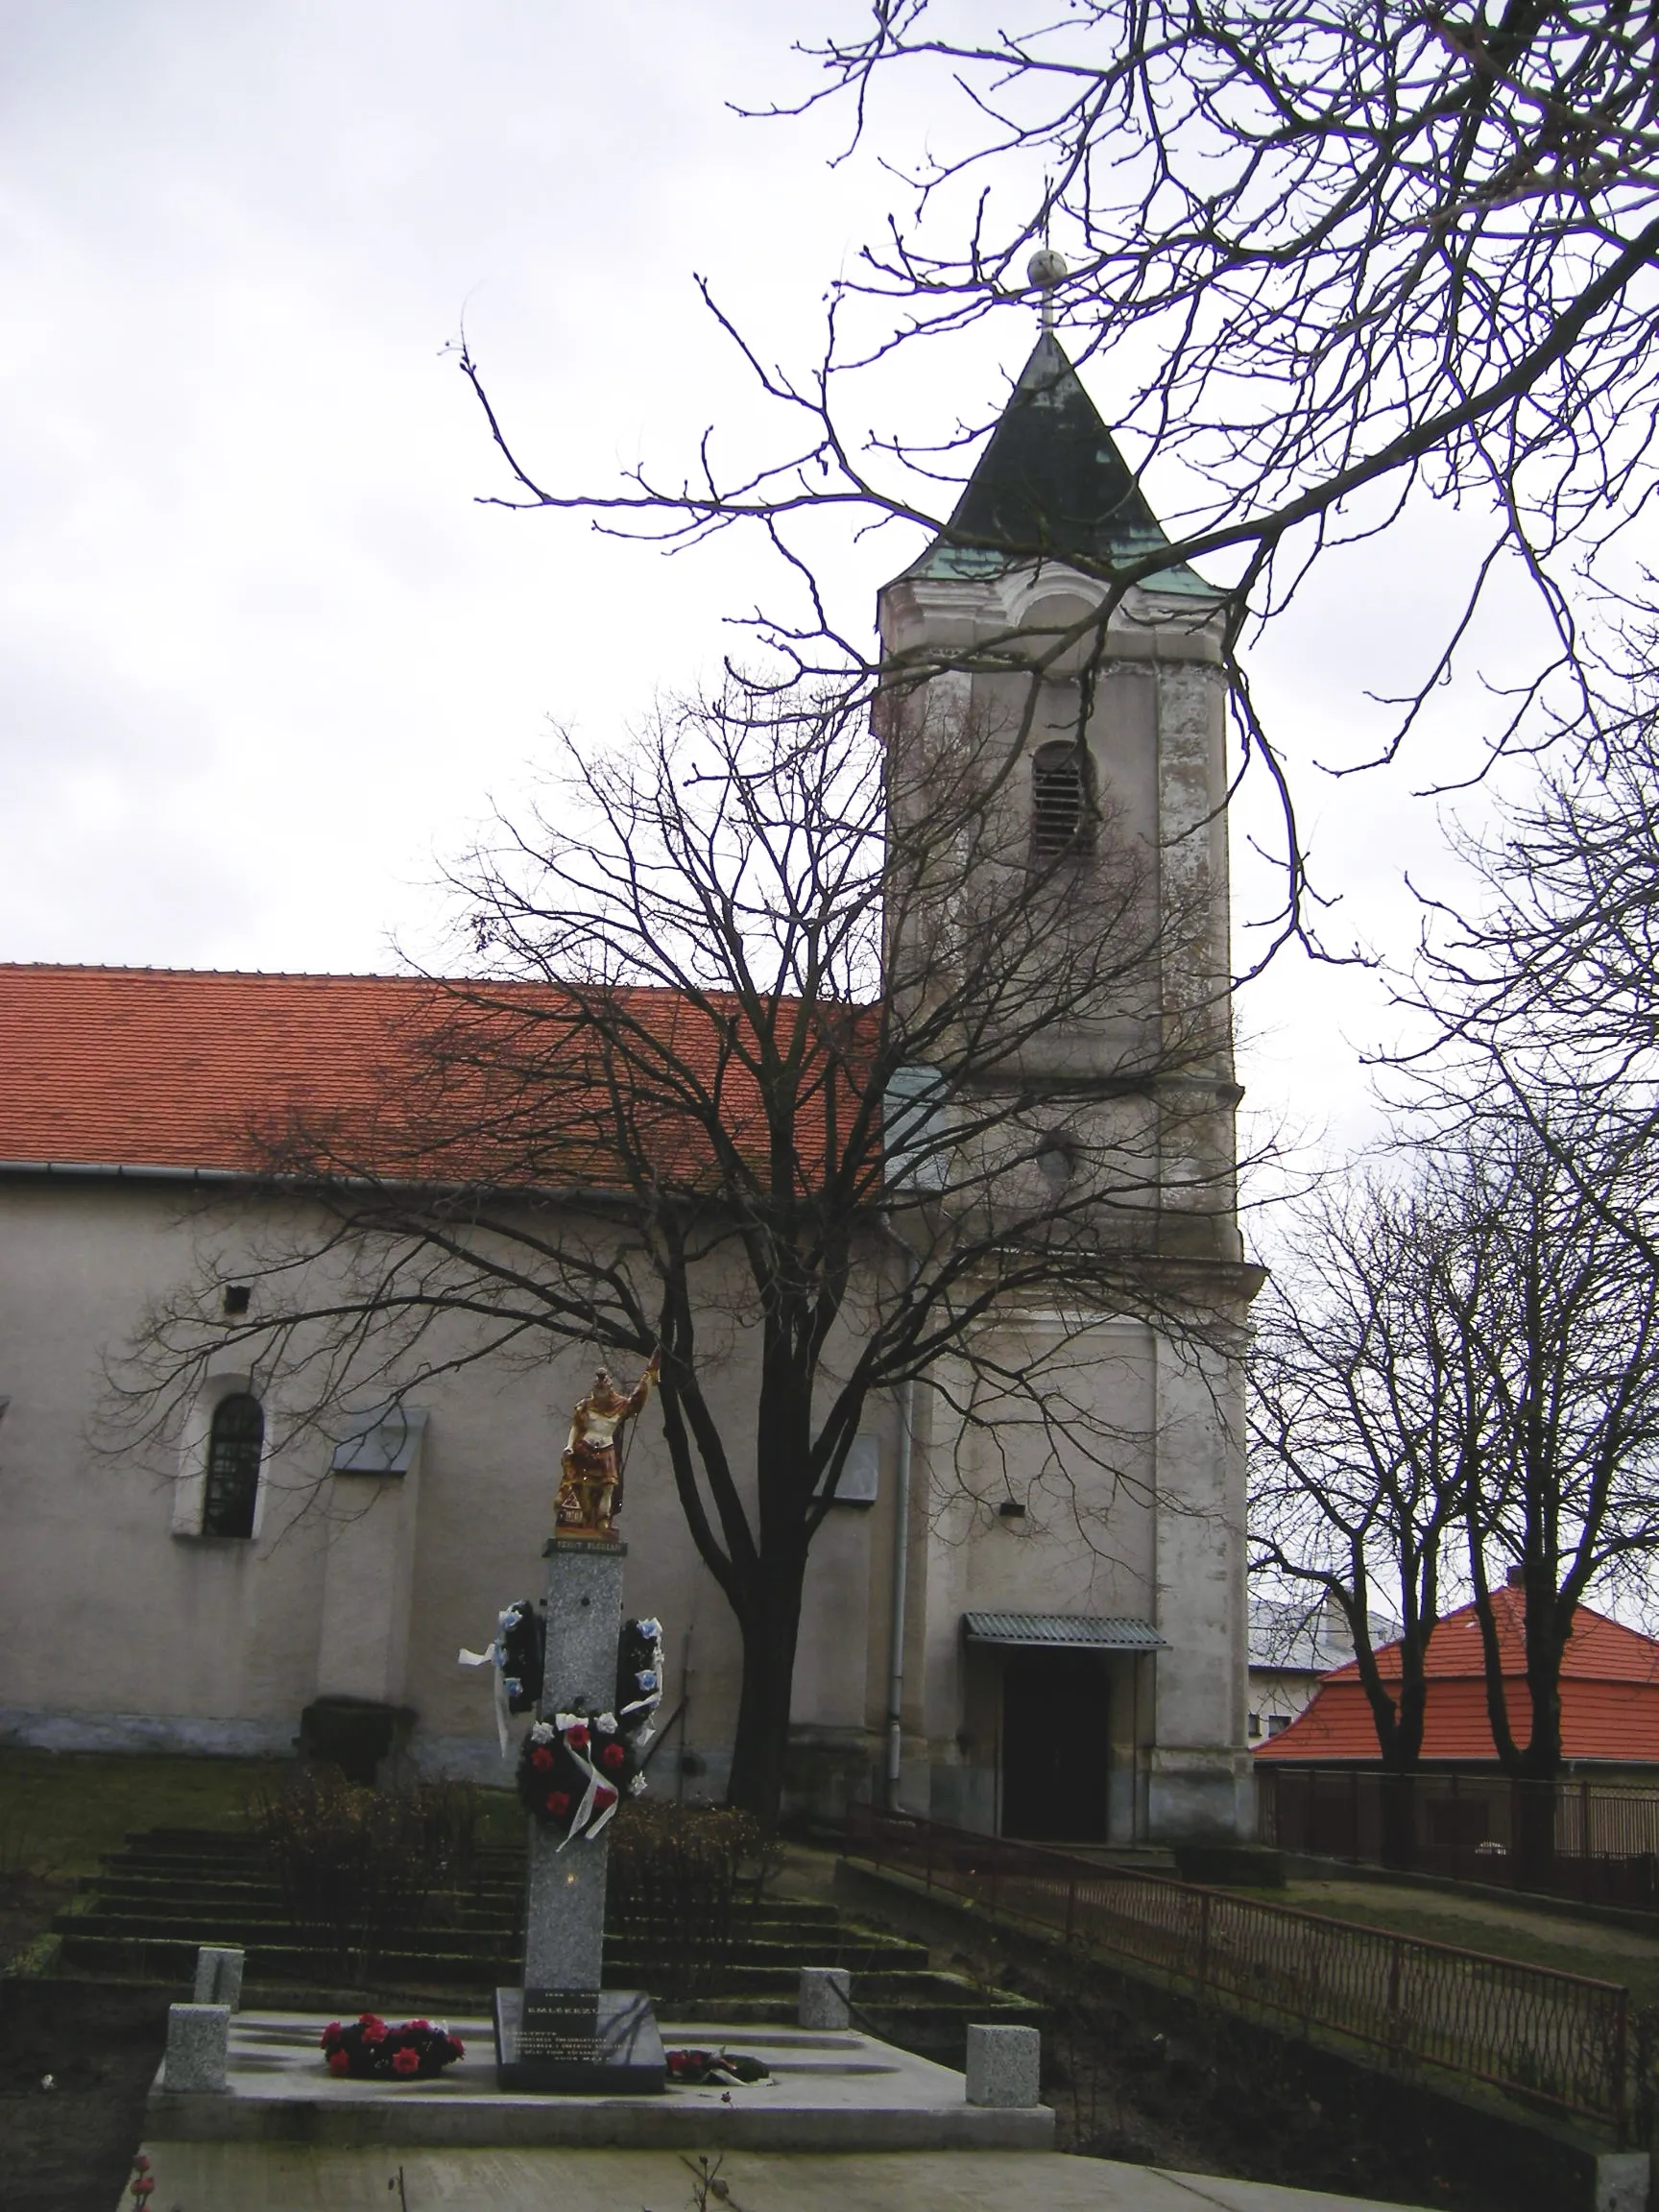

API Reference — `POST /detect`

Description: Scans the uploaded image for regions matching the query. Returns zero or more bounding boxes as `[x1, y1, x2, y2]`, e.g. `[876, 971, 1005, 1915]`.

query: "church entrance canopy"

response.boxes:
[963, 1615, 1166, 1843]
[962, 1613, 1166, 1651]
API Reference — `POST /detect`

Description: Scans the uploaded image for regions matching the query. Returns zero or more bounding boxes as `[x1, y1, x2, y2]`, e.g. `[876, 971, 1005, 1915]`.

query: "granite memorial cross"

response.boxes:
[493, 1355, 667, 2092]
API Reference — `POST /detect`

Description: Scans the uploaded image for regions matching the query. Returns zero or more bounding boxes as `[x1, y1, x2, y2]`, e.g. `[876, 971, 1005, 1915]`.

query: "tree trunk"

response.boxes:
[723, 1549, 808, 1826]
[1379, 1768, 1417, 1871]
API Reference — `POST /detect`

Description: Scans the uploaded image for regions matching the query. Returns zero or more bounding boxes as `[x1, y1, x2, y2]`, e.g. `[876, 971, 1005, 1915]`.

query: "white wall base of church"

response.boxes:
[926, 1761, 996, 1833]
[1145, 1746, 1257, 1842]
[0, 1705, 297, 1760]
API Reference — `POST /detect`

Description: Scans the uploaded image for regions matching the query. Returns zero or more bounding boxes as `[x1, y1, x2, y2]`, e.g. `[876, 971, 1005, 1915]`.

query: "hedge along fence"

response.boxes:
[845, 1804, 1631, 2137]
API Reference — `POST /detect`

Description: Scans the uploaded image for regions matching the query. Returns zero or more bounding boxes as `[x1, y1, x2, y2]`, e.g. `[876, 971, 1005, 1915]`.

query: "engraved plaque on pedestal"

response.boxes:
[521, 1989, 600, 2061]
[494, 1986, 666, 2092]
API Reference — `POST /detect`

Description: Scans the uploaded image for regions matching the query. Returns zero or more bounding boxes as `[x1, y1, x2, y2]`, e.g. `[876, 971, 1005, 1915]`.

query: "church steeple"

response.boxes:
[902, 335, 1214, 599]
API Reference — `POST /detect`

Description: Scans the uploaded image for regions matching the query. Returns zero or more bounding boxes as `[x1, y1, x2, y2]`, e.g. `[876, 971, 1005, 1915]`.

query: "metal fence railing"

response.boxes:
[1259, 1767, 1659, 1907]
[844, 1802, 1631, 2135]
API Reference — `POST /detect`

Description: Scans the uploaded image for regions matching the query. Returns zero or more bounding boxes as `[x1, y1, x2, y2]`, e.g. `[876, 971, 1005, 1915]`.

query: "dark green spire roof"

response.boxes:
[902, 334, 1214, 597]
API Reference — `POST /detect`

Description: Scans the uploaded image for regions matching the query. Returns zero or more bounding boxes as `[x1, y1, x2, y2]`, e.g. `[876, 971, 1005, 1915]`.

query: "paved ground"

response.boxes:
[126, 2144, 1435, 2211]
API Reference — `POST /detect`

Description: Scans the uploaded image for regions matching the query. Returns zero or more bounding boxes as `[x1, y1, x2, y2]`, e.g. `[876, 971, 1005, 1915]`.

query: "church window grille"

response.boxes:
[1031, 740, 1094, 859]
[203, 1392, 263, 1538]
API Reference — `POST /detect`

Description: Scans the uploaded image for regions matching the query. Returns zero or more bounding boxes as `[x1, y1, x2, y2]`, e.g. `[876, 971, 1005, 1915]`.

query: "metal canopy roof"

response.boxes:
[963, 1611, 1166, 1652]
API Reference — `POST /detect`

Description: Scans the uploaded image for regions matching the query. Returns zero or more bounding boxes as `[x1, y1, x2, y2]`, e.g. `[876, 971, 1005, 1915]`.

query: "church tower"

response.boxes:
[878, 329, 1260, 1842]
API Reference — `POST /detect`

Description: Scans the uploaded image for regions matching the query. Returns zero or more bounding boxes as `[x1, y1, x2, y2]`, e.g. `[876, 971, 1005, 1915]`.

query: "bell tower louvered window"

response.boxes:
[203, 1392, 263, 1538]
[1031, 740, 1094, 858]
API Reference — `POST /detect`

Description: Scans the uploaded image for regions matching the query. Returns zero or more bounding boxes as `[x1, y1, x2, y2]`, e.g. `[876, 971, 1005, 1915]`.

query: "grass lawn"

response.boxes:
[0, 1746, 522, 1884]
[1251, 1875, 1659, 2008]
[0, 1746, 290, 1882]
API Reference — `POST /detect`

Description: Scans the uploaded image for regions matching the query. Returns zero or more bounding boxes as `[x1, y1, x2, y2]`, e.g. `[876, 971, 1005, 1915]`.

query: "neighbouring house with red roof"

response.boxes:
[1255, 1583, 1659, 1773]
[0, 336, 1263, 1841]
[1255, 1585, 1659, 1870]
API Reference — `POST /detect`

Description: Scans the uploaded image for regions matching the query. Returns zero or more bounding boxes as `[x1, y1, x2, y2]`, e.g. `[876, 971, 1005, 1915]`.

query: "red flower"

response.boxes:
[360, 2020, 387, 2044]
[319, 2022, 343, 2048]
[530, 1745, 554, 1771]
[565, 1723, 589, 1749]
[594, 1784, 617, 1811]
[600, 1743, 626, 1771]
[446, 2035, 466, 2058]
[393, 2047, 421, 2076]
[327, 2050, 352, 2076]
[408, 2019, 431, 2033]
[546, 1790, 570, 1816]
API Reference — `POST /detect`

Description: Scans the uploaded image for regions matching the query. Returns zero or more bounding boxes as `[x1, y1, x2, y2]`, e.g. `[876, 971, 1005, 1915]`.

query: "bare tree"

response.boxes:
[1249, 1171, 1476, 1791]
[1411, 666, 1659, 1118]
[1446, 1111, 1659, 1778]
[456, 4, 1659, 950]
[115, 681, 1251, 1822]
[1254, 1102, 1659, 1868]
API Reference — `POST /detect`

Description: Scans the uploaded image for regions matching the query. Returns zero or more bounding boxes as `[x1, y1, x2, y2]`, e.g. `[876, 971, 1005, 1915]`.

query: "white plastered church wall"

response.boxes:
[0, 1172, 897, 1800]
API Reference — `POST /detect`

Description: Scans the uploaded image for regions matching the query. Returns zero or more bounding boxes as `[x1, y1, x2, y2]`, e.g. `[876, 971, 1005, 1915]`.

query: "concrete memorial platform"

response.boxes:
[117, 2142, 1440, 2211]
[144, 2010, 1055, 2151]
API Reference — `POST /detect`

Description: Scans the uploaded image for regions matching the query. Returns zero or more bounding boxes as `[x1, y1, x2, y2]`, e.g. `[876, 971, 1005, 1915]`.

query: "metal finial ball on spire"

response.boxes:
[1026, 248, 1068, 332]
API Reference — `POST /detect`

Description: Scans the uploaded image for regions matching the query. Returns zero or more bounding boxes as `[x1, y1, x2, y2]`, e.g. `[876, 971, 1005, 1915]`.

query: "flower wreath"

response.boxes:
[457, 1597, 545, 1759]
[319, 2014, 465, 2080]
[666, 2047, 770, 2086]
[515, 1616, 665, 1845]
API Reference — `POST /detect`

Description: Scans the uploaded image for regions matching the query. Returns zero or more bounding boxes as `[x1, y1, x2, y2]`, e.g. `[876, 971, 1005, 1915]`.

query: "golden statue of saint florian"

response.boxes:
[555, 1350, 661, 1537]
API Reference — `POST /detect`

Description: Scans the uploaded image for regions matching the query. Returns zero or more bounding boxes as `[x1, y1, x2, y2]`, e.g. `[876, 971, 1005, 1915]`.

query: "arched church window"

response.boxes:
[1031, 740, 1094, 859]
[203, 1392, 263, 1538]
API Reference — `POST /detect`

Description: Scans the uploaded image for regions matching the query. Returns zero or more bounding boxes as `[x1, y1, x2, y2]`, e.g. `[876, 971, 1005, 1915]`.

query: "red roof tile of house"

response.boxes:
[0, 963, 869, 1187]
[1256, 1587, 1659, 1764]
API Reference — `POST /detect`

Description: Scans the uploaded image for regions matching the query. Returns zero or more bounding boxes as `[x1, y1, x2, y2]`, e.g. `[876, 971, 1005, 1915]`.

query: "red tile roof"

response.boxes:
[0, 963, 869, 1187]
[0, 964, 439, 1173]
[1256, 1587, 1659, 1764]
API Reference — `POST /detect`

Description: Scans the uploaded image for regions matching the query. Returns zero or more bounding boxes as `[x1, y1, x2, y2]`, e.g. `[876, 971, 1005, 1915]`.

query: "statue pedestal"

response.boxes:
[494, 1536, 665, 2094]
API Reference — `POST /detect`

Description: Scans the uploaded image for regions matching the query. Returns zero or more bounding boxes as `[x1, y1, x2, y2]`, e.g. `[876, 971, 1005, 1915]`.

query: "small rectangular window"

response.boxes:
[1247, 1712, 1261, 1739]
[1267, 1714, 1290, 1737]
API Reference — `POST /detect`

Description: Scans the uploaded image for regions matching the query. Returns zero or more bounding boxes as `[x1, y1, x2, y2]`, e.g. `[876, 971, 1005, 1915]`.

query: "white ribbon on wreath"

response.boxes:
[552, 1709, 609, 1849]
[457, 1604, 520, 1760]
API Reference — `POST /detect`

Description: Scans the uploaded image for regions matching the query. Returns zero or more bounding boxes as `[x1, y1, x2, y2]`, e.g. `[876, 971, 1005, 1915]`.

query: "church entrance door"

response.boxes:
[999, 1648, 1109, 1842]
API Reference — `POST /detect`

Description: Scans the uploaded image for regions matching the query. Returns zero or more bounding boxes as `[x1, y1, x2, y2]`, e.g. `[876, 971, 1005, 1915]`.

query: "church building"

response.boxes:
[0, 336, 1261, 1841]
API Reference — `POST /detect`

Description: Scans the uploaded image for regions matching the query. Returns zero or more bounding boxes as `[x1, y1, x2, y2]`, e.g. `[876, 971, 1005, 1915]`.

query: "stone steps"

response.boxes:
[56, 1909, 927, 1976]
[86, 1877, 841, 1932]
[53, 1828, 1044, 2065]
[64, 1900, 869, 1946]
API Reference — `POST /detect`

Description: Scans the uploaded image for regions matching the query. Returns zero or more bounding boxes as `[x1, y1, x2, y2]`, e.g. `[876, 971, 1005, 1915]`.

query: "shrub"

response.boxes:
[252, 1769, 485, 1976]
[606, 1802, 778, 1993]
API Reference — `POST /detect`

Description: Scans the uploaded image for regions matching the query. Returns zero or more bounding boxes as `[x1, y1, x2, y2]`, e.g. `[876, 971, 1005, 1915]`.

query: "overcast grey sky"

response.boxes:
[2, 1, 1539, 1156]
